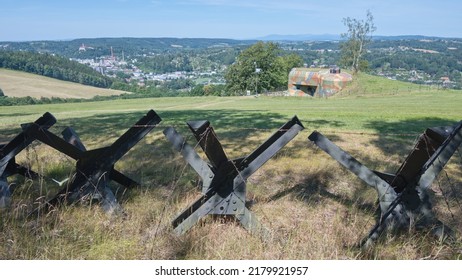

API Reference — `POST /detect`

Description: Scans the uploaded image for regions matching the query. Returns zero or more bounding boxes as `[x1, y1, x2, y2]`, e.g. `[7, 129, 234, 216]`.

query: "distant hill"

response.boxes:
[254, 34, 460, 42]
[0, 37, 257, 59]
[0, 69, 126, 99]
[371, 35, 459, 41]
[255, 34, 341, 41]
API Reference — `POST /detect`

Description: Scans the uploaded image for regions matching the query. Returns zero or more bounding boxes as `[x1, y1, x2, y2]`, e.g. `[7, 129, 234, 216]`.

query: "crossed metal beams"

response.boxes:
[0, 112, 56, 207]
[164, 116, 304, 237]
[308, 121, 462, 245]
[1, 110, 160, 213]
[3, 111, 462, 245]
[32, 109, 161, 213]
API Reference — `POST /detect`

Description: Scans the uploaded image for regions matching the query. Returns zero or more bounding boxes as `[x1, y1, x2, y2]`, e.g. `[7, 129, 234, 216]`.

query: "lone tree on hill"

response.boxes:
[225, 42, 303, 94]
[340, 10, 376, 74]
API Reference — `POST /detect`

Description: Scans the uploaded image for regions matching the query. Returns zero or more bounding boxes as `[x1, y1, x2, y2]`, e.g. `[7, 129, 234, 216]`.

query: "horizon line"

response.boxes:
[1, 34, 461, 43]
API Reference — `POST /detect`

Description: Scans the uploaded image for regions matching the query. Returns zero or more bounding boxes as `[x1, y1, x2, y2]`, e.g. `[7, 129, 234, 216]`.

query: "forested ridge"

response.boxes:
[0, 50, 112, 88]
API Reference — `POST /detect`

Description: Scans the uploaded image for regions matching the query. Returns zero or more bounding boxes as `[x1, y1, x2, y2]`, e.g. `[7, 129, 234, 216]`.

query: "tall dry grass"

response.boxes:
[1, 129, 461, 260]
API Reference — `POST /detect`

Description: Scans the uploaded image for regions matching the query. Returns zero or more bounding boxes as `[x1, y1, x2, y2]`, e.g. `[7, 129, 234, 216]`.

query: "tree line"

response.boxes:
[0, 50, 113, 88]
[225, 42, 303, 94]
[367, 50, 462, 81]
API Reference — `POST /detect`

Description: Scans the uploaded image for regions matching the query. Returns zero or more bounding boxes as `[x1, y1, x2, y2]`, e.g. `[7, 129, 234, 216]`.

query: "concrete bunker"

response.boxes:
[288, 68, 352, 97]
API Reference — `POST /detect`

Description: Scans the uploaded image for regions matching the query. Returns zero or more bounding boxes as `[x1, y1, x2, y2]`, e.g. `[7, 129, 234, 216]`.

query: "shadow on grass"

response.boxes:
[2, 109, 341, 208]
[52, 108, 305, 171]
[10, 109, 298, 144]
[0, 127, 25, 142]
[302, 119, 346, 130]
[268, 169, 377, 215]
[0, 112, 37, 118]
[1, 108, 349, 151]
[364, 117, 460, 158]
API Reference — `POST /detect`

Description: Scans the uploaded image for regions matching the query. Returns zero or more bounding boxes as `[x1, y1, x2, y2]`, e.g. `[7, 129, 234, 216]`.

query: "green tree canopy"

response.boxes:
[340, 10, 376, 74]
[225, 42, 303, 94]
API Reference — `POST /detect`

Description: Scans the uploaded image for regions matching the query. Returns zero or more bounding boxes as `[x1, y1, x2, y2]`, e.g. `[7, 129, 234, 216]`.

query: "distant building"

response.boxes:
[78, 44, 87, 52]
[440, 77, 450, 82]
[287, 68, 352, 97]
[78, 43, 94, 52]
[440, 76, 452, 88]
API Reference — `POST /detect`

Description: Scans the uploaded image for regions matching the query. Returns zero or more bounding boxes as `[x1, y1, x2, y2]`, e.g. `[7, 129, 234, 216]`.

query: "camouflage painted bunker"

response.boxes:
[288, 68, 353, 97]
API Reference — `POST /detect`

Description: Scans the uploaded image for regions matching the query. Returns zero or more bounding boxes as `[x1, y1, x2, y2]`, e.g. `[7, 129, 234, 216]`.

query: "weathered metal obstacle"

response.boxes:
[0, 112, 56, 208]
[2, 110, 462, 246]
[1, 110, 160, 214]
[308, 120, 462, 246]
[164, 116, 304, 237]
[32, 109, 161, 214]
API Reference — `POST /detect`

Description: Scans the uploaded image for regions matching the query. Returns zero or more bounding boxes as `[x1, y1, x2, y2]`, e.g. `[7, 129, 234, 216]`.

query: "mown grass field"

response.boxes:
[0, 69, 126, 99]
[1, 73, 462, 259]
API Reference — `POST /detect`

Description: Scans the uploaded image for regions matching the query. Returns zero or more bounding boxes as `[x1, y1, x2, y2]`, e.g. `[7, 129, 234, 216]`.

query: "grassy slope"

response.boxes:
[1, 73, 461, 260]
[0, 69, 126, 99]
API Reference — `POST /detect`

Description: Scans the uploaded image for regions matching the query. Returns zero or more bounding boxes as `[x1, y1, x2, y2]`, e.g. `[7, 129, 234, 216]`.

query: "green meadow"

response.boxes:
[1, 73, 461, 259]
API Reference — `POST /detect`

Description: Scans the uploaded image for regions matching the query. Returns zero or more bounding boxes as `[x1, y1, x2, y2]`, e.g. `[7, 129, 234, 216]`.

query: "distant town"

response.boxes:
[1, 36, 461, 91]
[70, 38, 461, 90]
[72, 44, 224, 88]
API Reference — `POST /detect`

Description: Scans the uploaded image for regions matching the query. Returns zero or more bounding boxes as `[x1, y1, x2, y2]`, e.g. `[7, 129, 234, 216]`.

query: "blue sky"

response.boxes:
[1, 0, 461, 41]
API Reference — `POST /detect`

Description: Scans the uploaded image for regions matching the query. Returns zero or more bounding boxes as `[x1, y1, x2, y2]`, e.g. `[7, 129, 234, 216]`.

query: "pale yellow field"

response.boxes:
[0, 69, 127, 99]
